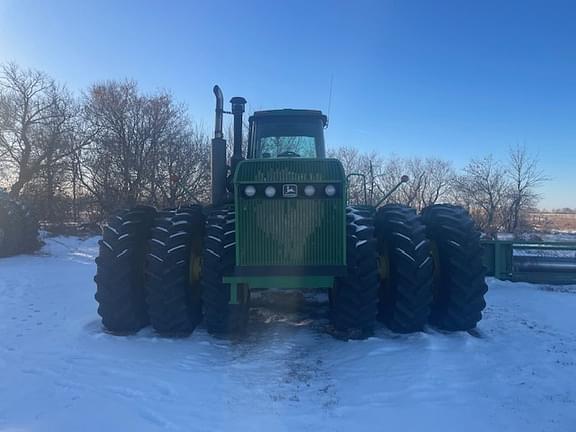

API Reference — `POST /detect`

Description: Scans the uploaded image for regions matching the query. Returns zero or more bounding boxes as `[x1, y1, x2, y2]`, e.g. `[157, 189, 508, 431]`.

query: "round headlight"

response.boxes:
[325, 184, 336, 197]
[244, 185, 256, 197]
[304, 185, 316, 197]
[264, 185, 276, 198]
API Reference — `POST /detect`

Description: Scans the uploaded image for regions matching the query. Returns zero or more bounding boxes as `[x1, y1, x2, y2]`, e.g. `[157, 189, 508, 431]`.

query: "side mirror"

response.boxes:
[401, 175, 409, 183]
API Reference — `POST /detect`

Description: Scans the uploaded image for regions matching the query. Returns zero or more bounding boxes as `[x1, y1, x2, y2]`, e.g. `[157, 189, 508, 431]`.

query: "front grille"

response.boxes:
[236, 198, 345, 266]
[234, 158, 346, 268]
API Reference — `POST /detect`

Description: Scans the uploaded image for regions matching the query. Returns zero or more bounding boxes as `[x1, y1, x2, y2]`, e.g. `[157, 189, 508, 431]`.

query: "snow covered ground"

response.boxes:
[1, 236, 575, 432]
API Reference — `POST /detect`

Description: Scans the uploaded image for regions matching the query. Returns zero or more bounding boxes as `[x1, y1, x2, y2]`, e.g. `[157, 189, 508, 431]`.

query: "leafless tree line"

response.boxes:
[1, 63, 547, 234]
[333, 146, 547, 234]
[0, 63, 210, 222]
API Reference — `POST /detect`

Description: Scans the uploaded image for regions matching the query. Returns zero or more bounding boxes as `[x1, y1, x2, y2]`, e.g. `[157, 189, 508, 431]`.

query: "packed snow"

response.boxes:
[1, 235, 575, 432]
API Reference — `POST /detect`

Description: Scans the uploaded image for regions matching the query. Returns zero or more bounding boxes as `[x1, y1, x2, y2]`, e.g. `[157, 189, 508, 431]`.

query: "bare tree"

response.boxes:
[0, 63, 81, 198]
[327, 146, 363, 203]
[373, 157, 454, 210]
[79, 81, 157, 211]
[327, 147, 456, 210]
[327, 146, 385, 205]
[78, 80, 210, 214]
[417, 158, 455, 209]
[149, 124, 211, 208]
[453, 155, 509, 234]
[503, 145, 547, 232]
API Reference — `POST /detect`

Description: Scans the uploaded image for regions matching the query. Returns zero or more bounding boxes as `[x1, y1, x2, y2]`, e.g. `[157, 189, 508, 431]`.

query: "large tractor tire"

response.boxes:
[94, 206, 156, 333]
[421, 204, 488, 331]
[201, 206, 250, 336]
[145, 206, 205, 335]
[374, 204, 433, 333]
[330, 206, 379, 339]
[0, 192, 39, 258]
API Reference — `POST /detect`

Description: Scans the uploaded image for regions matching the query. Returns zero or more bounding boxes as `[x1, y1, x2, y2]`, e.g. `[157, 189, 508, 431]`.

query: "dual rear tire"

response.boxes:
[374, 203, 487, 332]
[200, 206, 250, 335]
[145, 206, 205, 335]
[421, 204, 488, 331]
[329, 207, 379, 338]
[95, 205, 249, 336]
[95, 203, 487, 337]
[94, 206, 156, 332]
[374, 205, 433, 333]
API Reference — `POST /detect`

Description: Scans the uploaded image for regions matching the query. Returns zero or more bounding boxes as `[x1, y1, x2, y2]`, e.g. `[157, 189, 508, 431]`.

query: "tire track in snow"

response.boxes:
[219, 300, 340, 419]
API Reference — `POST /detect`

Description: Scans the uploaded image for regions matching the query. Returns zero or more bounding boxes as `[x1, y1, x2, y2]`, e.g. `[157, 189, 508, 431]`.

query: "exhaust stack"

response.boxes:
[211, 85, 227, 206]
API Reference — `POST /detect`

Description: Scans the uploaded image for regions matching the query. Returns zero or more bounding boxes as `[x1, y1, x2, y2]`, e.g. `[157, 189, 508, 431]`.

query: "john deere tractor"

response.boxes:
[94, 86, 487, 338]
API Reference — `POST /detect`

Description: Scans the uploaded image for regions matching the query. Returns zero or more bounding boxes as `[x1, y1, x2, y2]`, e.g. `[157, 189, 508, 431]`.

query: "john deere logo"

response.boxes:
[283, 184, 298, 198]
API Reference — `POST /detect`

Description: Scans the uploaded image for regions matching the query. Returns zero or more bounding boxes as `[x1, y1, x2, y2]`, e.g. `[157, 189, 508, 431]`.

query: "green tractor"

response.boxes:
[94, 86, 487, 339]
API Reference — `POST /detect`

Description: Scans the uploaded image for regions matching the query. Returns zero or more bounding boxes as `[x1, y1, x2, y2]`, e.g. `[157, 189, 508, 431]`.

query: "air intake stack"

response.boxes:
[230, 96, 247, 174]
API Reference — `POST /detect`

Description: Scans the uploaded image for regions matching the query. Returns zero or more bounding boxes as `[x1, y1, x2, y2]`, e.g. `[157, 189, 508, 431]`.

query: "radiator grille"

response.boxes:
[235, 158, 346, 267]
[237, 198, 345, 266]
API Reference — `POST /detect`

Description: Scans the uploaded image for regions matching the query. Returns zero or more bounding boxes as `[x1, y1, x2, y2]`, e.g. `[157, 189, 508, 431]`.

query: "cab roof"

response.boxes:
[250, 109, 328, 127]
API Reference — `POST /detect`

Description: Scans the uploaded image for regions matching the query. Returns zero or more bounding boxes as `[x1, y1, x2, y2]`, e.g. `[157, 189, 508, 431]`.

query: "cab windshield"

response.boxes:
[250, 116, 325, 158]
[260, 136, 316, 158]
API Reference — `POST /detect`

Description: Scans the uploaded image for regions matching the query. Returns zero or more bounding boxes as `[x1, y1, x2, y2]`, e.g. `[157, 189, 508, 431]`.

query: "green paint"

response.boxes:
[229, 283, 238, 304]
[224, 276, 334, 304]
[224, 158, 353, 302]
[234, 158, 345, 183]
[224, 275, 334, 290]
[233, 158, 346, 268]
[481, 239, 576, 285]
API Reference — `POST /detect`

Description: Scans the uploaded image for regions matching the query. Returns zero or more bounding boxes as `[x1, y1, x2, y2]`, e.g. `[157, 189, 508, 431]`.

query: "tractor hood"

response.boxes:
[233, 158, 346, 269]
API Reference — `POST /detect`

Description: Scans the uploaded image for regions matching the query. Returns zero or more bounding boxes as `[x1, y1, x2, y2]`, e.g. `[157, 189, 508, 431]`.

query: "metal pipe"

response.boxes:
[211, 85, 227, 206]
[375, 175, 409, 208]
[230, 96, 247, 175]
[513, 255, 576, 273]
[213, 85, 224, 139]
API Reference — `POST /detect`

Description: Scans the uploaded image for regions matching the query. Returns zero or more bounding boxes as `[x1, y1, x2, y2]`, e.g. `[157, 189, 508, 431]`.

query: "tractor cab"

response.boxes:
[247, 110, 327, 159]
[227, 107, 346, 293]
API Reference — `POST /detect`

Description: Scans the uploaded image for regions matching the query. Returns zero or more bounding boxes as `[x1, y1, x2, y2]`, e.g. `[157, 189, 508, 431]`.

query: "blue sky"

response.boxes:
[0, 0, 574, 208]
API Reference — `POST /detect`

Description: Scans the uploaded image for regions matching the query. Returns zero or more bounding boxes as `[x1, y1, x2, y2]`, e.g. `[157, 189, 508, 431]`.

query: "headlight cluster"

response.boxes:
[264, 186, 276, 198]
[304, 185, 316, 197]
[244, 185, 256, 197]
[243, 184, 338, 198]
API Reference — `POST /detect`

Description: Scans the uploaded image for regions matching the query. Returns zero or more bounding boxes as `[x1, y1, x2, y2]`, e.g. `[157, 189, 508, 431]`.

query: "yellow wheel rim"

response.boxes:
[189, 253, 202, 283]
[378, 250, 390, 282]
[189, 235, 203, 283]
